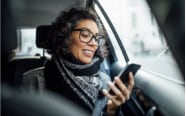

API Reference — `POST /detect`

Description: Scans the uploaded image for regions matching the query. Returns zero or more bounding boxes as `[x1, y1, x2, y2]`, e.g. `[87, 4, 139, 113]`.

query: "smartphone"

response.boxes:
[117, 63, 141, 84]
[109, 63, 141, 94]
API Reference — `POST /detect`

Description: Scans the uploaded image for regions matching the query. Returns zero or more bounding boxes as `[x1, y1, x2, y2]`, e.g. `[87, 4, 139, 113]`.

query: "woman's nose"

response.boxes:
[88, 37, 98, 46]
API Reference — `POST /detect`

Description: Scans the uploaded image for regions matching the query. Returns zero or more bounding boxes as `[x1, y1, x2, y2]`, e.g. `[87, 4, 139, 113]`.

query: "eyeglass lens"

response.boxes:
[80, 30, 103, 43]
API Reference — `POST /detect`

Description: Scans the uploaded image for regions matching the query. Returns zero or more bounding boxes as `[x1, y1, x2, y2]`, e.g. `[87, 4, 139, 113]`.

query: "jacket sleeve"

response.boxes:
[99, 71, 124, 116]
[102, 105, 124, 116]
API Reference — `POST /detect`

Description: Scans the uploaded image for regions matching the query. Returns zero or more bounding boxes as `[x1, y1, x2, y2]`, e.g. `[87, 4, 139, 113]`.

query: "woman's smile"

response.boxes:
[82, 49, 95, 57]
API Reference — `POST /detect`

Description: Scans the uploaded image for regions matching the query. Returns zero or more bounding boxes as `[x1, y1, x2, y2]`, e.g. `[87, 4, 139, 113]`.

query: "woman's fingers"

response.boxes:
[114, 72, 134, 100]
[102, 89, 123, 106]
[127, 72, 135, 93]
[108, 81, 127, 104]
[102, 72, 134, 106]
[114, 77, 129, 100]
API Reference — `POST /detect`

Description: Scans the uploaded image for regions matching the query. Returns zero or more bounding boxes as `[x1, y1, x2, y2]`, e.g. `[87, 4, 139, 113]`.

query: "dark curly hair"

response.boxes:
[45, 8, 108, 59]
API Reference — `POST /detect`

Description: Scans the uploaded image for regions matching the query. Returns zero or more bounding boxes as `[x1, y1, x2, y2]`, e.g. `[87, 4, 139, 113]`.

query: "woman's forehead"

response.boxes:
[75, 19, 99, 33]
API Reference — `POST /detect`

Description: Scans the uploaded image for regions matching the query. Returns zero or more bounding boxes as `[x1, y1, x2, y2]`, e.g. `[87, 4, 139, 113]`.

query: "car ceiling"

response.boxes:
[8, 0, 86, 27]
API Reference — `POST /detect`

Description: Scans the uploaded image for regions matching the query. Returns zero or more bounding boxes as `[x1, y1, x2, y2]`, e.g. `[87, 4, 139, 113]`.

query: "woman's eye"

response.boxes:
[81, 32, 91, 38]
[81, 34, 89, 38]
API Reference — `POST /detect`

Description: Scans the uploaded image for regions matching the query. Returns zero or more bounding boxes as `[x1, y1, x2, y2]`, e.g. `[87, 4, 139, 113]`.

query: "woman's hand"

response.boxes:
[102, 72, 134, 115]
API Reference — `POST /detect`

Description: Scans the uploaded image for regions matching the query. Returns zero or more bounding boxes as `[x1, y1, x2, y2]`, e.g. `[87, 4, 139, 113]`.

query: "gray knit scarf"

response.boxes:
[53, 55, 103, 110]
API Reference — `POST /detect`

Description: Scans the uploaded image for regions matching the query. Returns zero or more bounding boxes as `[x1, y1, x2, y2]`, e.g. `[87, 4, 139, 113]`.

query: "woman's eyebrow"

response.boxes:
[75, 27, 100, 35]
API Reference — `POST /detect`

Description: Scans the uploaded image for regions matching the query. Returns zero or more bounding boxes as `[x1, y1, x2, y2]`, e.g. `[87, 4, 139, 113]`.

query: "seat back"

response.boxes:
[6, 57, 47, 87]
[5, 25, 52, 87]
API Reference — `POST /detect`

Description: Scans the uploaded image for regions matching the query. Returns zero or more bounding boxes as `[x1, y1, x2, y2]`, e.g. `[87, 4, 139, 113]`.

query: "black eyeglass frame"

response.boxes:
[71, 28, 105, 45]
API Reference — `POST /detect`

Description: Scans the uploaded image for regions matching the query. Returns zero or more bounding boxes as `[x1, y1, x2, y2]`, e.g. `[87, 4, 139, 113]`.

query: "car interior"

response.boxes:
[2, 0, 185, 116]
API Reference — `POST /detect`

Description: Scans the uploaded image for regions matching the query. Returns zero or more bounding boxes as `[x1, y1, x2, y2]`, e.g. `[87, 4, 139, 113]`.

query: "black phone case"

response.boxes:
[118, 63, 141, 84]
[109, 63, 141, 94]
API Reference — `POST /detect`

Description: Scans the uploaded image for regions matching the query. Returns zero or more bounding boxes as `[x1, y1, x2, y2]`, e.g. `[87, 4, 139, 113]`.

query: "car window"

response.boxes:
[15, 28, 50, 57]
[95, 5, 127, 66]
[97, 0, 183, 81]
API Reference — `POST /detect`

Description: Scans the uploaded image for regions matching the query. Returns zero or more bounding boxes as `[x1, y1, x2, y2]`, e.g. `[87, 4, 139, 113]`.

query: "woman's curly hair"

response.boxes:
[45, 8, 108, 59]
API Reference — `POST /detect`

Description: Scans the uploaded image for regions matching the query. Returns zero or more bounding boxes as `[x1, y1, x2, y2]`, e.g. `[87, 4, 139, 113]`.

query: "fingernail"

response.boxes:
[129, 72, 133, 76]
[107, 81, 112, 86]
[114, 77, 119, 81]
[102, 89, 108, 94]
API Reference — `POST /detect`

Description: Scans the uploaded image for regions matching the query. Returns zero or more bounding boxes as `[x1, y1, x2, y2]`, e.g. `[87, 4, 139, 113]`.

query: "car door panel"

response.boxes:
[135, 68, 184, 116]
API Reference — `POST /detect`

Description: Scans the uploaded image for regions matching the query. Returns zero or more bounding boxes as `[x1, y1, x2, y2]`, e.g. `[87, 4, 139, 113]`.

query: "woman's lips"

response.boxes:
[82, 49, 94, 57]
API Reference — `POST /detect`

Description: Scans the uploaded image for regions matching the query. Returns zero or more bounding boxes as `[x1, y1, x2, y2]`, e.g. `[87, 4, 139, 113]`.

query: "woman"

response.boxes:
[22, 8, 134, 116]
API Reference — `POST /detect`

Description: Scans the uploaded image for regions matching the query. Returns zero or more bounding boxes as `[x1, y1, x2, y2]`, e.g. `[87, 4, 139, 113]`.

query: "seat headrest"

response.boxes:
[36, 25, 51, 49]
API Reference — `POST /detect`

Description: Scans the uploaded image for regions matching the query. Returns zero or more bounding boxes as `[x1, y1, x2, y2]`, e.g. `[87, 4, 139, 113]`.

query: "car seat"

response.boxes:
[5, 25, 51, 88]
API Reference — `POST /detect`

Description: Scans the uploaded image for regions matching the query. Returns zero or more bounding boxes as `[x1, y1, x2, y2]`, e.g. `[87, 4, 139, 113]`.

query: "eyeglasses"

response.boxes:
[71, 28, 105, 45]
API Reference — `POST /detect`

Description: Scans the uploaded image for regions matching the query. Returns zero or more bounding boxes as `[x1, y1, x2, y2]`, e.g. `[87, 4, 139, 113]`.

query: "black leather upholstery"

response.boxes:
[6, 57, 47, 87]
[6, 25, 51, 87]
[36, 25, 51, 49]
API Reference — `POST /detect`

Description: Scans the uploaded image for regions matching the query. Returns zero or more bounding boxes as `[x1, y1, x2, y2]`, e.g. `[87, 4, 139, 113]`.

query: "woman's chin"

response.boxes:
[80, 58, 92, 64]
